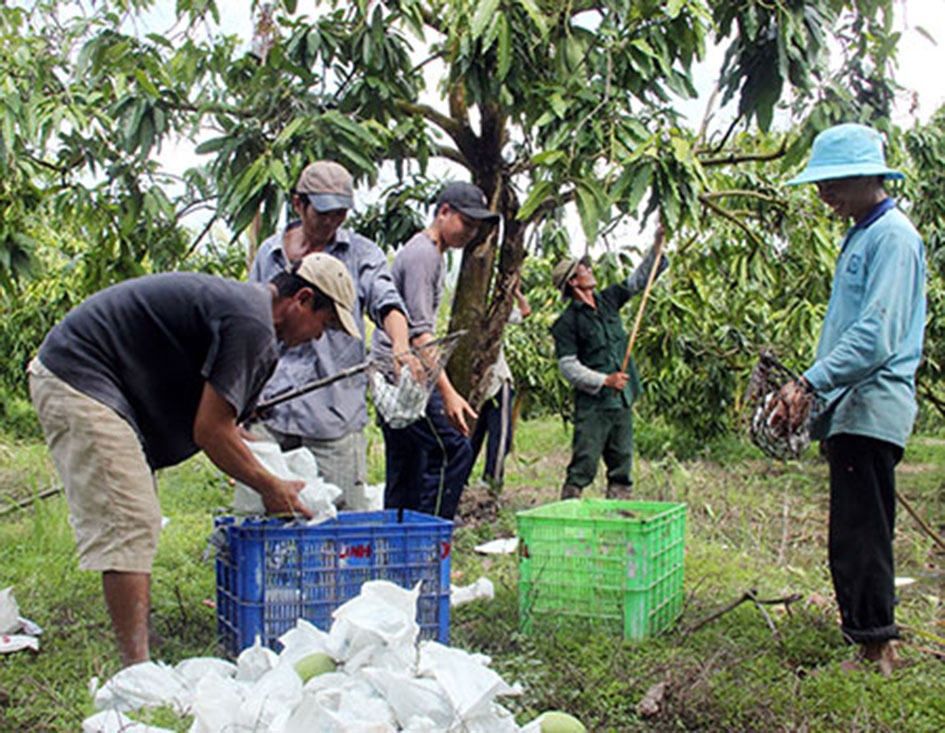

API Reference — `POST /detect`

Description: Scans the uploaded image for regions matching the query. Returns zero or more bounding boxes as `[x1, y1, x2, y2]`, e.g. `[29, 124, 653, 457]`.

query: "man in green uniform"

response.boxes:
[550, 240, 666, 500]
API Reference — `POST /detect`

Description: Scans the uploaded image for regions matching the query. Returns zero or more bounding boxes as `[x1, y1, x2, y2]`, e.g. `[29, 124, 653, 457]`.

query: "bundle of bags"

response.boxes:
[83, 580, 585, 732]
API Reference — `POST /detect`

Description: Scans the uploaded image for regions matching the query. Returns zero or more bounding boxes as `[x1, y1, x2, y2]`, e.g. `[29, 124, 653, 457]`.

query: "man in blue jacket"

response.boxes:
[778, 123, 926, 674]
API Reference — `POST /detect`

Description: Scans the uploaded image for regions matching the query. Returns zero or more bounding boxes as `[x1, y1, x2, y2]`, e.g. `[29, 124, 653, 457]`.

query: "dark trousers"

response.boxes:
[381, 390, 473, 520]
[469, 383, 514, 484]
[825, 433, 903, 644]
[565, 405, 633, 489]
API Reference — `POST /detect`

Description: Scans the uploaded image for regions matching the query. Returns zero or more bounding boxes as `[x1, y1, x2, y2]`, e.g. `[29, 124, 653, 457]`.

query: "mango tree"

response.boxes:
[2, 0, 920, 442]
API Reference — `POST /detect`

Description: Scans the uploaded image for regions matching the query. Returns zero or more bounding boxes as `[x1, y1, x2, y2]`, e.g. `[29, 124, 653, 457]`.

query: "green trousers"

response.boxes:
[565, 405, 633, 489]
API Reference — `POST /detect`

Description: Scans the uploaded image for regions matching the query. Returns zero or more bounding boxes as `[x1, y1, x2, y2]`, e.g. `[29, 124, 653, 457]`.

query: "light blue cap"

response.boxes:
[786, 123, 904, 186]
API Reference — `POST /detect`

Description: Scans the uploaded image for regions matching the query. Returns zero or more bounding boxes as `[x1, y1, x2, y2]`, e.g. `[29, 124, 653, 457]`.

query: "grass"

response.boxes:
[1, 418, 944, 731]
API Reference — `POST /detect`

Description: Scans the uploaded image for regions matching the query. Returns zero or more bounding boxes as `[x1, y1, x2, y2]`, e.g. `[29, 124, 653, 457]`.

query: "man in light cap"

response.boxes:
[249, 160, 418, 510]
[550, 232, 667, 501]
[372, 181, 499, 520]
[28, 253, 359, 666]
[775, 122, 925, 674]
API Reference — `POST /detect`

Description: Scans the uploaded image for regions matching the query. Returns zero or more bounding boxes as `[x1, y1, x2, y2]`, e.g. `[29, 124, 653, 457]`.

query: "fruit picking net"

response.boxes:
[369, 331, 466, 428]
[250, 331, 466, 430]
[744, 350, 821, 460]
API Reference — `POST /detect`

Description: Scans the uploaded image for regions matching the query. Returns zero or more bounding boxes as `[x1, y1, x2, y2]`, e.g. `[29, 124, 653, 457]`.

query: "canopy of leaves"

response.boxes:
[4, 0, 944, 443]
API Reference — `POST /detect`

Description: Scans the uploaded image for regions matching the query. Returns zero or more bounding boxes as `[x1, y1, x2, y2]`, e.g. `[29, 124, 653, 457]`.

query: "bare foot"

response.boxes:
[860, 641, 900, 678]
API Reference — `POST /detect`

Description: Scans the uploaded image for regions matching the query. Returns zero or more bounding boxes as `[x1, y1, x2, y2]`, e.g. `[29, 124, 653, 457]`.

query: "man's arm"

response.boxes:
[558, 356, 627, 394]
[193, 382, 312, 518]
[804, 231, 924, 392]
[624, 243, 669, 296]
[381, 307, 425, 383]
[411, 331, 477, 436]
[552, 314, 627, 395]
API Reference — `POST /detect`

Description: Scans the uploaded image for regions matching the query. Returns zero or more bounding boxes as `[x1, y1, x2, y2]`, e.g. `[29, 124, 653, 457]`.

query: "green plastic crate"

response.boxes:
[517, 499, 686, 640]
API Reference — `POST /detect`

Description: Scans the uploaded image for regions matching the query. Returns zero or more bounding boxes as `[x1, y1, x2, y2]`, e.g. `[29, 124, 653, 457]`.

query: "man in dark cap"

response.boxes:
[776, 123, 926, 674]
[372, 181, 500, 520]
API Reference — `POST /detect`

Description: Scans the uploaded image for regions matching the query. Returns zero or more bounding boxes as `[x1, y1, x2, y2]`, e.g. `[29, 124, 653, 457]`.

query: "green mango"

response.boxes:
[537, 710, 587, 732]
[293, 651, 337, 683]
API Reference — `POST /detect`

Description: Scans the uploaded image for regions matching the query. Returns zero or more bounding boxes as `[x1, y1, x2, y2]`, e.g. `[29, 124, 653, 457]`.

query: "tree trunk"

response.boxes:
[447, 182, 525, 407]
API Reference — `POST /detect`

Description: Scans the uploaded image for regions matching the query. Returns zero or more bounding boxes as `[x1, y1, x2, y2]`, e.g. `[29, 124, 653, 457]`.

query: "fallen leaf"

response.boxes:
[635, 681, 666, 718]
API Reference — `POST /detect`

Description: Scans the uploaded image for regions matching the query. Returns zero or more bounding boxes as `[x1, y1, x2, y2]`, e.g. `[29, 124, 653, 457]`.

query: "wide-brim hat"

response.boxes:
[295, 253, 361, 340]
[786, 123, 904, 186]
[296, 161, 355, 212]
[551, 255, 590, 298]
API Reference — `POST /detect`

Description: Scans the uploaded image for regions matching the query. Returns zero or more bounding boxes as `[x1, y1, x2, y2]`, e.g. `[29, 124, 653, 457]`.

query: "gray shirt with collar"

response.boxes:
[248, 223, 405, 440]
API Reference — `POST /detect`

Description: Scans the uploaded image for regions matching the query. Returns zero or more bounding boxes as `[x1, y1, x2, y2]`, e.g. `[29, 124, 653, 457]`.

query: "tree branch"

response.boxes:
[685, 589, 802, 636]
[700, 189, 786, 207]
[395, 99, 465, 138]
[699, 140, 787, 167]
[433, 144, 468, 168]
[896, 488, 945, 553]
[522, 188, 577, 226]
[698, 194, 764, 247]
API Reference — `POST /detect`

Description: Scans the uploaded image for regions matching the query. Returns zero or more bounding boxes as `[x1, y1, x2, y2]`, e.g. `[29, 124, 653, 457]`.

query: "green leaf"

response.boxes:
[133, 69, 160, 98]
[496, 14, 511, 79]
[515, 0, 548, 37]
[270, 158, 290, 190]
[517, 180, 554, 221]
[548, 93, 568, 119]
[471, 0, 500, 41]
[622, 165, 652, 214]
[531, 150, 566, 166]
[575, 180, 604, 244]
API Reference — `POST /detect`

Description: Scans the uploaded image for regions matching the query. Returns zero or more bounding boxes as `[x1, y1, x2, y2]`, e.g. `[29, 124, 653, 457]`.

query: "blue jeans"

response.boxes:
[469, 383, 514, 485]
[381, 390, 473, 520]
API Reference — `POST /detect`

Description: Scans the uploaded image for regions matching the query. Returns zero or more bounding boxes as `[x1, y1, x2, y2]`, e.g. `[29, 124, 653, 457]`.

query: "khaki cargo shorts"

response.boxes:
[28, 359, 160, 573]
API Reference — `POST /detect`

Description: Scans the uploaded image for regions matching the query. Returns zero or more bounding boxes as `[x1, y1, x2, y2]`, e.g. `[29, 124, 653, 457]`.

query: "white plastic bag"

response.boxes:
[238, 663, 303, 731]
[284, 681, 396, 733]
[450, 577, 495, 607]
[361, 668, 454, 730]
[93, 661, 192, 715]
[233, 440, 341, 521]
[174, 657, 237, 686]
[0, 586, 20, 634]
[235, 636, 278, 682]
[0, 634, 39, 653]
[327, 581, 420, 672]
[82, 709, 173, 733]
[417, 642, 521, 721]
[188, 673, 245, 733]
[276, 618, 332, 668]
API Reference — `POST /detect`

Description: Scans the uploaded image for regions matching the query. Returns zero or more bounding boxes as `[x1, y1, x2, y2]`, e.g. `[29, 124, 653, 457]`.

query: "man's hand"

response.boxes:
[443, 389, 478, 436]
[394, 351, 426, 385]
[603, 371, 629, 391]
[237, 424, 258, 442]
[194, 382, 313, 520]
[261, 478, 311, 518]
[767, 379, 811, 432]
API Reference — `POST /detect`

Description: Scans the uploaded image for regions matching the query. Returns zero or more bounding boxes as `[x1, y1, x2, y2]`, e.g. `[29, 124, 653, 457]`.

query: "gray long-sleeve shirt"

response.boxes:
[249, 223, 405, 440]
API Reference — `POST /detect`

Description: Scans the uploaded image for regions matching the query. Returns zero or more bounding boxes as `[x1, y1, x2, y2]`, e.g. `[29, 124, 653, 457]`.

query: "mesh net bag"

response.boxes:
[744, 350, 821, 460]
[252, 331, 466, 429]
[369, 331, 465, 428]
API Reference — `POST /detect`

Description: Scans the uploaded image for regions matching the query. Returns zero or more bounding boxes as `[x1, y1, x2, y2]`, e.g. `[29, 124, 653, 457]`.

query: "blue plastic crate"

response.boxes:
[215, 510, 453, 656]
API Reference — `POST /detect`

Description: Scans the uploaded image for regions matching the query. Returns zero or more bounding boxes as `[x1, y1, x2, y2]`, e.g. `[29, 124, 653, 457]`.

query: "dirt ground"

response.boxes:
[455, 481, 551, 529]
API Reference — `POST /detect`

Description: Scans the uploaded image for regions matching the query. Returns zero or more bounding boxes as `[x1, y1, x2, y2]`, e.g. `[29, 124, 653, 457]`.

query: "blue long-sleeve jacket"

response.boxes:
[803, 200, 926, 447]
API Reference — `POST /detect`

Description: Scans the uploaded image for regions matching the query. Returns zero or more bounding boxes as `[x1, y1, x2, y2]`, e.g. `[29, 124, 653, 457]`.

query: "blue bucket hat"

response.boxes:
[786, 123, 904, 186]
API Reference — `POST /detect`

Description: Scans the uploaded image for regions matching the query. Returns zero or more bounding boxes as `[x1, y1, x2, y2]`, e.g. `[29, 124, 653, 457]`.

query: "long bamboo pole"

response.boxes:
[621, 225, 665, 372]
